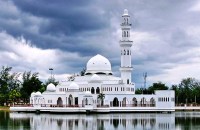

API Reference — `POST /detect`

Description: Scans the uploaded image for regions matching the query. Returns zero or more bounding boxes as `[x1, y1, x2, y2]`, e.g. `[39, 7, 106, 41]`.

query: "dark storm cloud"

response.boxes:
[1, 0, 200, 86]
[12, 0, 108, 35]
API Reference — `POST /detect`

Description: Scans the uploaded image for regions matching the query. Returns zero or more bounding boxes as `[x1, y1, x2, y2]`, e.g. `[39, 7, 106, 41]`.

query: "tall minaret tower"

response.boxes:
[119, 9, 133, 84]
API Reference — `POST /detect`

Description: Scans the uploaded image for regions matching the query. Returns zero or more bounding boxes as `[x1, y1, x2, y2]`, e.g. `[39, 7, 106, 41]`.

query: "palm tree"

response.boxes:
[97, 93, 105, 106]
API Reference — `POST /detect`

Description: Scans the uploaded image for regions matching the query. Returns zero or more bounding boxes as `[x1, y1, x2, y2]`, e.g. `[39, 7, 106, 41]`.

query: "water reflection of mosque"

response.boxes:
[10, 113, 175, 130]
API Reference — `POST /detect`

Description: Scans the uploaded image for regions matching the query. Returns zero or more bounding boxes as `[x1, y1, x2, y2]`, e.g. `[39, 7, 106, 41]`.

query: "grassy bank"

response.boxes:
[0, 106, 10, 112]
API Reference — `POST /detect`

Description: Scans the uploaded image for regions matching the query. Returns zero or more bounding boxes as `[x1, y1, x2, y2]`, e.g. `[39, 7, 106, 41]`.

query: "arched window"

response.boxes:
[124, 31, 126, 37]
[124, 50, 126, 55]
[127, 79, 129, 84]
[96, 87, 100, 94]
[127, 31, 129, 37]
[91, 87, 95, 94]
[127, 50, 129, 55]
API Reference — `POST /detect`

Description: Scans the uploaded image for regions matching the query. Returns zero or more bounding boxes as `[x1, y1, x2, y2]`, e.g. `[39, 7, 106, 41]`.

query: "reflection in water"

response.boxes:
[0, 112, 199, 130]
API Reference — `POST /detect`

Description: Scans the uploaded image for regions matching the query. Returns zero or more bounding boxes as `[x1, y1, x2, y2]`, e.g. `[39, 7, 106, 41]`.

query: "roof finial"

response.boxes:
[123, 9, 128, 15]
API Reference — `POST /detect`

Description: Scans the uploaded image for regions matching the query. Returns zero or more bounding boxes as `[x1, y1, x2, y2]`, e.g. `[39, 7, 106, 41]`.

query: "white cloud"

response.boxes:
[189, 1, 200, 12]
[0, 31, 83, 82]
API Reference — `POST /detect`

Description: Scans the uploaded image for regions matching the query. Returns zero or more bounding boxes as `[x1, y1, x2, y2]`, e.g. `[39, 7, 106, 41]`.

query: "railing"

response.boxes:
[11, 104, 156, 108]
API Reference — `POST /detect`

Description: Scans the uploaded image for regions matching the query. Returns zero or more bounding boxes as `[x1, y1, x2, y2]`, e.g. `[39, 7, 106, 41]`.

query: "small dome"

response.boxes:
[84, 91, 93, 97]
[35, 91, 42, 96]
[123, 9, 128, 15]
[31, 92, 36, 97]
[85, 91, 91, 95]
[90, 74, 101, 82]
[69, 82, 79, 90]
[85, 54, 112, 75]
[46, 83, 56, 92]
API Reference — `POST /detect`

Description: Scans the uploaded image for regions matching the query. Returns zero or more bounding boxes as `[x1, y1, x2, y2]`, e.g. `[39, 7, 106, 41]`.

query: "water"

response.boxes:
[1, 111, 200, 130]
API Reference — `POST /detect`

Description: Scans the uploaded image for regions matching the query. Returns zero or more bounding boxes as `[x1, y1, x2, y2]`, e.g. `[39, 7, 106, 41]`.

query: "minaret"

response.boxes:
[119, 9, 133, 84]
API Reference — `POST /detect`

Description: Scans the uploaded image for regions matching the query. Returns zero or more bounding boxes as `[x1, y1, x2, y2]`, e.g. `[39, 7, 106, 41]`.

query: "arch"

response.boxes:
[113, 97, 119, 107]
[85, 98, 88, 105]
[122, 97, 127, 107]
[96, 87, 100, 94]
[132, 97, 137, 107]
[127, 50, 129, 55]
[124, 49, 126, 55]
[75, 97, 78, 106]
[127, 79, 129, 84]
[150, 98, 155, 107]
[91, 87, 95, 94]
[124, 31, 126, 37]
[68, 94, 73, 106]
[57, 97, 63, 107]
[141, 97, 146, 107]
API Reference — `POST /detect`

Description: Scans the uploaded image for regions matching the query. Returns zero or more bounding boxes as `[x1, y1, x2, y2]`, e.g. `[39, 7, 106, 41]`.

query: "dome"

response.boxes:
[84, 91, 92, 97]
[69, 82, 79, 90]
[31, 92, 36, 97]
[85, 54, 112, 75]
[90, 74, 101, 82]
[46, 83, 56, 92]
[35, 91, 42, 96]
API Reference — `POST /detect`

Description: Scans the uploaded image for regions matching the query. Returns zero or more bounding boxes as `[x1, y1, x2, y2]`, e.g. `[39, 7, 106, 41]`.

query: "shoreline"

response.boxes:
[0, 106, 10, 112]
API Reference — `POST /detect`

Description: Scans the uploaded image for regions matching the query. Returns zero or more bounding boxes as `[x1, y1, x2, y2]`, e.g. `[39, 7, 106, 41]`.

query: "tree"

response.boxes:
[80, 68, 86, 76]
[9, 89, 21, 104]
[20, 71, 43, 103]
[97, 93, 105, 106]
[0, 66, 21, 106]
[148, 82, 168, 94]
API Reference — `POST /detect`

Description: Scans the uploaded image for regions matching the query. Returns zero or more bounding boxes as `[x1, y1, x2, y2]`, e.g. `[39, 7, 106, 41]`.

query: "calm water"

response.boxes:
[1, 111, 200, 130]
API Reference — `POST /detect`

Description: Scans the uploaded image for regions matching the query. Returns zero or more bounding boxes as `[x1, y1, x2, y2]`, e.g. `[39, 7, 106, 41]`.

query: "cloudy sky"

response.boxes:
[0, 0, 200, 88]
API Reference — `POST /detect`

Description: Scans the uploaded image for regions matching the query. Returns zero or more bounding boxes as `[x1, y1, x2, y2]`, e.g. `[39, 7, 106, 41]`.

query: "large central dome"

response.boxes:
[85, 54, 112, 75]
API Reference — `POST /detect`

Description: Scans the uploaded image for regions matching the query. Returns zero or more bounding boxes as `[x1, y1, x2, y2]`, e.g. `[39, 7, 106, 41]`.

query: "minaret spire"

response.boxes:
[119, 9, 133, 84]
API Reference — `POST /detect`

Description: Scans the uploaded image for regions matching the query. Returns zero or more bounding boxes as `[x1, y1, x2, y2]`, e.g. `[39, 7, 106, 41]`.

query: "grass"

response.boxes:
[0, 106, 10, 112]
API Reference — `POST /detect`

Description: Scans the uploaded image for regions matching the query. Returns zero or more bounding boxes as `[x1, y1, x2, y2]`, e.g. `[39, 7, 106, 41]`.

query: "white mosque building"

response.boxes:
[11, 9, 175, 113]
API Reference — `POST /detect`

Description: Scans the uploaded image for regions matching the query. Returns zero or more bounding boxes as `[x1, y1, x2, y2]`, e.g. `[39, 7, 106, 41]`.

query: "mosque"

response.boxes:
[11, 9, 175, 113]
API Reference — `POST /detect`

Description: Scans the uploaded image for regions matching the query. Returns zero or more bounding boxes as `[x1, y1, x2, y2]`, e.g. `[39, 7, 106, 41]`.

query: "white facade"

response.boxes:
[29, 9, 175, 112]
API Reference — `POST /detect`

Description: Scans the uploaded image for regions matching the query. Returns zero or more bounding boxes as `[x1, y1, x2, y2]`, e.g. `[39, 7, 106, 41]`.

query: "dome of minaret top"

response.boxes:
[123, 9, 128, 16]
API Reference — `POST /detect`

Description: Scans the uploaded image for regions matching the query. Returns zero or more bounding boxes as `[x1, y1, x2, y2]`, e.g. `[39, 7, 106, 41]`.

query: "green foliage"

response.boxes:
[98, 93, 105, 106]
[80, 68, 86, 76]
[20, 71, 43, 103]
[0, 66, 21, 105]
[171, 77, 200, 105]
[135, 82, 168, 94]
[9, 89, 21, 102]
[148, 82, 168, 94]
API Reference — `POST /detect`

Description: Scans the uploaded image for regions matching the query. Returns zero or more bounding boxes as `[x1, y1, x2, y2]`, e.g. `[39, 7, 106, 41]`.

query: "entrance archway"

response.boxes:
[141, 97, 146, 107]
[113, 97, 119, 107]
[57, 97, 63, 107]
[68, 94, 73, 106]
[132, 97, 137, 107]
[150, 98, 155, 107]
[122, 97, 127, 107]
[75, 97, 78, 106]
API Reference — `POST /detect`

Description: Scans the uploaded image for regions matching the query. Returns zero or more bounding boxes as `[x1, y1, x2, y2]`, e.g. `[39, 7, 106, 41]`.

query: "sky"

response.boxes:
[0, 0, 200, 88]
